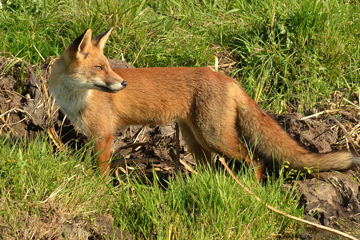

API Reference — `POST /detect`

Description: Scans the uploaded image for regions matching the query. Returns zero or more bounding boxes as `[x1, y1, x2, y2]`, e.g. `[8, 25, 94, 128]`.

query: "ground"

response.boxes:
[0, 56, 359, 239]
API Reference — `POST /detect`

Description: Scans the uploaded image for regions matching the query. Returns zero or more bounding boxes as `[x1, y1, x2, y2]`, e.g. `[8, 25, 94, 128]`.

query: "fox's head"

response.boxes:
[50, 28, 127, 93]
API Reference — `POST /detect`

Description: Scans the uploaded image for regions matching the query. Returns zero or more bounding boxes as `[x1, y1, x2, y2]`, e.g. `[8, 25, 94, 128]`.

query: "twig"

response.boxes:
[175, 122, 180, 172]
[349, 123, 360, 145]
[179, 159, 198, 174]
[0, 107, 39, 135]
[210, 61, 236, 71]
[219, 157, 359, 240]
[0, 89, 28, 100]
[33, 44, 45, 62]
[115, 142, 149, 151]
[342, 97, 360, 109]
[133, 126, 147, 143]
[300, 109, 340, 120]
[132, 44, 145, 66]
[39, 175, 76, 203]
[0, 106, 18, 135]
[113, 142, 149, 158]
[0, 107, 38, 125]
[110, 158, 160, 169]
[301, 99, 359, 121]
[120, 142, 149, 150]
[118, 166, 128, 175]
[0, 107, 17, 119]
[214, 56, 219, 72]
[46, 127, 66, 151]
[114, 166, 125, 187]
[329, 115, 359, 155]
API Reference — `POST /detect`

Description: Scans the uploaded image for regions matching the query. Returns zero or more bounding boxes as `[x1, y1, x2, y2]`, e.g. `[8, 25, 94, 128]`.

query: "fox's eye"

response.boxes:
[95, 66, 104, 71]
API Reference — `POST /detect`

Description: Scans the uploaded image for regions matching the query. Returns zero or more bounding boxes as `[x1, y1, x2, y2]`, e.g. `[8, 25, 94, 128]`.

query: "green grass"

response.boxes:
[114, 168, 302, 239]
[0, 135, 115, 237]
[0, 135, 301, 239]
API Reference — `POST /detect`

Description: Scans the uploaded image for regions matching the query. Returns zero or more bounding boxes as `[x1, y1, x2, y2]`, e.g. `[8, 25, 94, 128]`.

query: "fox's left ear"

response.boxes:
[92, 27, 113, 52]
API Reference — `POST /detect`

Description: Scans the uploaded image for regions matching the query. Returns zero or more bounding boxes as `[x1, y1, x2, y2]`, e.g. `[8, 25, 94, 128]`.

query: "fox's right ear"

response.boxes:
[92, 27, 113, 53]
[70, 29, 93, 60]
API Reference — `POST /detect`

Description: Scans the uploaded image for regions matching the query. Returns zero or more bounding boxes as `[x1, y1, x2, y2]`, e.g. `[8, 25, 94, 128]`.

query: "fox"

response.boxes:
[48, 28, 360, 181]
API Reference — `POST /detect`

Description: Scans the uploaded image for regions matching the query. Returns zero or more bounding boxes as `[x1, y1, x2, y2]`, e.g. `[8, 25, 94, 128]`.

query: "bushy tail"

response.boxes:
[236, 90, 360, 172]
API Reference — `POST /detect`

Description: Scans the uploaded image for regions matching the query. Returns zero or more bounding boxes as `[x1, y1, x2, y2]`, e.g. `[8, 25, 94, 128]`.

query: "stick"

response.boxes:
[329, 115, 359, 156]
[175, 122, 180, 172]
[110, 158, 160, 169]
[113, 142, 150, 156]
[179, 159, 198, 174]
[300, 109, 340, 120]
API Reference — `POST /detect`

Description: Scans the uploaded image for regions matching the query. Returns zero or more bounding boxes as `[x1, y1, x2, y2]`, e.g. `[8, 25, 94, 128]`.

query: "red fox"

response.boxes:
[48, 28, 360, 180]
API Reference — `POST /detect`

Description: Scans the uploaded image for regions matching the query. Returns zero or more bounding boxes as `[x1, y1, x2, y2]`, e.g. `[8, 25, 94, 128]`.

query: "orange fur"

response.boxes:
[48, 28, 360, 180]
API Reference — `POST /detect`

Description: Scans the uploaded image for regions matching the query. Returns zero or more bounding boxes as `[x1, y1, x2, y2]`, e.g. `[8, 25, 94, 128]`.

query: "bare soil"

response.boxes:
[0, 57, 359, 239]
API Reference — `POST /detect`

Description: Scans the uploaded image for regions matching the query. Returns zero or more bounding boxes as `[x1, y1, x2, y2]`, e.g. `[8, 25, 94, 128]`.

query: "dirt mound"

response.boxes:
[1, 56, 360, 239]
[0, 201, 132, 240]
[271, 111, 360, 238]
[0, 57, 49, 137]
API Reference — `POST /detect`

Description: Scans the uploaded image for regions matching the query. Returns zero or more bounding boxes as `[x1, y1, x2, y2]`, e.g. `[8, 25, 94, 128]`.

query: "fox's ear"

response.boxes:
[92, 27, 113, 52]
[72, 29, 93, 59]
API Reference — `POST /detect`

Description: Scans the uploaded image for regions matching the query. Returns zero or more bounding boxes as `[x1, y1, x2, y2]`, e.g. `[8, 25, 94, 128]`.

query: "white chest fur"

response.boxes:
[50, 76, 91, 134]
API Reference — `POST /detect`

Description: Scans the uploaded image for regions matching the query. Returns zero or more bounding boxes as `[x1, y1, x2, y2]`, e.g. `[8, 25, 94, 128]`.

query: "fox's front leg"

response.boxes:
[94, 134, 114, 178]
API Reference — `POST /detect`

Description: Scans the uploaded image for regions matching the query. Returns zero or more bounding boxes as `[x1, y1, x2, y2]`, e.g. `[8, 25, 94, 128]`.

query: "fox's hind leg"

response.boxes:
[200, 117, 265, 181]
[216, 135, 265, 181]
[178, 121, 212, 167]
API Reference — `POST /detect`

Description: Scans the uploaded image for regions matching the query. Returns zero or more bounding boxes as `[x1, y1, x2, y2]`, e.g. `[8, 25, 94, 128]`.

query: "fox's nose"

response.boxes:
[122, 81, 128, 88]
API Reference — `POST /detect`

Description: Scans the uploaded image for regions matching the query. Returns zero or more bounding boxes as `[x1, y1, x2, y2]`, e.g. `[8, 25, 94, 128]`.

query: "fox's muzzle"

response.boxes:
[95, 80, 127, 93]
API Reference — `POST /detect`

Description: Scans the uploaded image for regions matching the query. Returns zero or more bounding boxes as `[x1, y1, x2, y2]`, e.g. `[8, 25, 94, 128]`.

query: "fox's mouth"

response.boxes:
[94, 81, 128, 93]
[94, 85, 119, 93]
